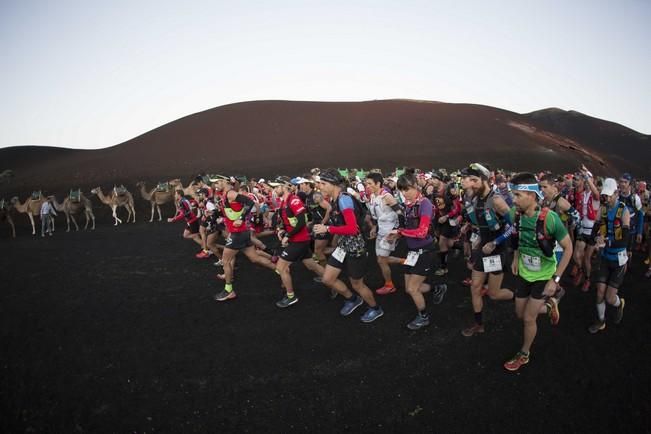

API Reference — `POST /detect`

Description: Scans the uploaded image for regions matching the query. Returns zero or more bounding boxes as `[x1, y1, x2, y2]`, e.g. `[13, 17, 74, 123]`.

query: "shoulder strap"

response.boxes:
[537, 207, 550, 239]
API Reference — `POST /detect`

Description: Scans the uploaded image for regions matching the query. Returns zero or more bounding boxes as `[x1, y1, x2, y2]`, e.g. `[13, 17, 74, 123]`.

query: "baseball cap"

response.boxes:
[621, 173, 632, 182]
[601, 178, 618, 196]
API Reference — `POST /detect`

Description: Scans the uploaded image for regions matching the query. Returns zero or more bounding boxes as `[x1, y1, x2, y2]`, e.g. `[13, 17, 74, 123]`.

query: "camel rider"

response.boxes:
[168, 189, 202, 249]
[588, 178, 629, 334]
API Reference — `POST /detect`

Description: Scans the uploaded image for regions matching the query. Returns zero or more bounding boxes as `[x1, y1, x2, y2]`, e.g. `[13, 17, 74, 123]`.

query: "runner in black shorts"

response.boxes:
[388, 169, 437, 330]
[272, 179, 325, 308]
[313, 169, 383, 323]
[167, 189, 203, 252]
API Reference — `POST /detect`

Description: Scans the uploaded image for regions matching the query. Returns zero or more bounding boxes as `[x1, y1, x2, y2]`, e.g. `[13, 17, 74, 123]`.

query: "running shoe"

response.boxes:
[407, 314, 430, 330]
[588, 320, 606, 334]
[504, 351, 530, 372]
[276, 295, 299, 308]
[546, 297, 560, 326]
[213, 259, 224, 267]
[360, 307, 384, 323]
[339, 296, 363, 316]
[431, 284, 448, 305]
[434, 268, 448, 276]
[613, 298, 625, 324]
[215, 289, 237, 302]
[461, 323, 485, 337]
[376, 284, 396, 295]
[195, 250, 210, 259]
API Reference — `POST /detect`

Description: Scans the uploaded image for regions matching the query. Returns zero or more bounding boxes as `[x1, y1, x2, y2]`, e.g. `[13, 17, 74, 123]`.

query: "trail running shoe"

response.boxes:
[339, 296, 363, 316]
[376, 285, 396, 295]
[213, 259, 224, 267]
[215, 289, 237, 302]
[434, 268, 448, 276]
[407, 314, 430, 330]
[195, 250, 210, 259]
[504, 351, 530, 372]
[431, 284, 448, 305]
[588, 320, 606, 334]
[461, 323, 485, 337]
[613, 298, 625, 324]
[546, 297, 560, 326]
[360, 307, 384, 323]
[276, 295, 299, 308]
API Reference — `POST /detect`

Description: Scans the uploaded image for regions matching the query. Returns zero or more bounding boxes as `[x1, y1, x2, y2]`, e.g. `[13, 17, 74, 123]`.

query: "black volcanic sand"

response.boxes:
[1, 221, 650, 433]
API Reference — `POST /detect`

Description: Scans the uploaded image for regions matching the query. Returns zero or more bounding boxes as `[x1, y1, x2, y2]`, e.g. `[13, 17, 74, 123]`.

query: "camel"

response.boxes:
[51, 191, 96, 232]
[0, 198, 16, 238]
[136, 181, 179, 222]
[90, 186, 136, 226]
[169, 179, 200, 199]
[10, 192, 48, 235]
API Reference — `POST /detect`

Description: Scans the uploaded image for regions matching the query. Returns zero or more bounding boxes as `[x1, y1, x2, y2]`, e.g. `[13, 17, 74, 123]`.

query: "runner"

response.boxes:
[214, 187, 277, 302]
[387, 169, 438, 330]
[503, 173, 573, 372]
[588, 178, 630, 333]
[364, 172, 403, 295]
[273, 178, 326, 308]
[459, 163, 515, 337]
[303, 177, 333, 267]
[167, 189, 202, 249]
[571, 165, 600, 291]
[617, 173, 644, 263]
[312, 169, 384, 323]
[434, 182, 462, 276]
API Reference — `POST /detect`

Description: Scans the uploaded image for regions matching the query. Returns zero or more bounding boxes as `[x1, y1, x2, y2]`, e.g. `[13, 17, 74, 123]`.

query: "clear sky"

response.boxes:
[1, 0, 649, 149]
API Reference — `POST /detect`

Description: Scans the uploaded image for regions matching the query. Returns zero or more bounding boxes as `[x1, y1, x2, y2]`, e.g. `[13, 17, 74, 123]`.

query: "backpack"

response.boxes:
[513, 207, 555, 257]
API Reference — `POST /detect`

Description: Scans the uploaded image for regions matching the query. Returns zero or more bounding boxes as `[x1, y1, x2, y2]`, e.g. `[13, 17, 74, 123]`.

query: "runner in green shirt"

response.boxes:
[504, 173, 573, 372]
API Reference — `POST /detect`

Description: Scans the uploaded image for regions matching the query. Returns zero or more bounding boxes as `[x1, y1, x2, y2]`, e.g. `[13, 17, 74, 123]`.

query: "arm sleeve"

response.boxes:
[287, 211, 306, 237]
[328, 208, 359, 236]
[399, 200, 432, 238]
[237, 194, 255, 219]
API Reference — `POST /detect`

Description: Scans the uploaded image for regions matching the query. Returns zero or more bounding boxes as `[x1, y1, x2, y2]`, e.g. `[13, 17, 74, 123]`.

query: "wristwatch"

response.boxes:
[552, 274, 561, 284]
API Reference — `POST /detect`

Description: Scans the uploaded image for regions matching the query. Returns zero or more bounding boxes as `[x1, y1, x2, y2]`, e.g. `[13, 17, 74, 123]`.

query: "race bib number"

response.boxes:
[617, 250, 628, 266]
[522, 254, 542, 271]
[332, 247, 347, 263]
[482, 255, 502, 272]
[470, 233, 480, 249]
[404, 251, 420, 267]
[449, 217, 458, 227]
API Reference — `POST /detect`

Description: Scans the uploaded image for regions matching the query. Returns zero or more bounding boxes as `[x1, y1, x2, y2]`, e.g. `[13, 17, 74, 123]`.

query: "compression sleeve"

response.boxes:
[287, 210, 306, 237]
[327, 208, 359, 236]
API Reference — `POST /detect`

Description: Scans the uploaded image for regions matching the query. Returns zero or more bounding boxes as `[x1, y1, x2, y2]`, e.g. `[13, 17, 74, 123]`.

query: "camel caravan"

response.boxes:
[1, 177, 203, 238]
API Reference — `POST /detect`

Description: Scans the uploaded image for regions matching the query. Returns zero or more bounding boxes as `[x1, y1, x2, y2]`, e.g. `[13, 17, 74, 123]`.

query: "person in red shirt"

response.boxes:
[167, 189, 202, 250]
[272, 179, 326, 308]
[214, 186, 277, 302]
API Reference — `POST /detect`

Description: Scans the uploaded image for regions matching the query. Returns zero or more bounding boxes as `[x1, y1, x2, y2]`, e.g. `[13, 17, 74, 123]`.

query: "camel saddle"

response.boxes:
[113, 185, 128, 196]
[69, 189, 82, 202]
[156, 182, 172, 193]
[31, 190, 42, 200]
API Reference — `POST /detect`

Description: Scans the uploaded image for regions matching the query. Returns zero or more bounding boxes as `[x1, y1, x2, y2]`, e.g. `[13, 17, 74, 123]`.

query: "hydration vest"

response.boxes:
[466, 190, 502, 232]
[282, 194, 308, 231]
[575, 189, 597, 221]
[598, 202, 626, 242]
[513, 207, 555, 257]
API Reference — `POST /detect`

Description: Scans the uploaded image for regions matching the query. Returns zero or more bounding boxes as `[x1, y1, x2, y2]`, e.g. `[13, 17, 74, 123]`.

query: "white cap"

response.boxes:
[206, 201, 216, 211]
[601, 178, 618, 196]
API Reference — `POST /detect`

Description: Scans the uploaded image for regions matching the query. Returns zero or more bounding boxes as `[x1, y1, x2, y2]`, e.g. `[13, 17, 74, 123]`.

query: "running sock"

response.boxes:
[225, 283, 234, 293]
[612, 295, 621, 307]
[287, 292, 295, 298]
[419, 309, 429, 318]
[596, 302, 606, 321]
[474, 311, 483, 325]
[439, 251, 448, 268]
[385, 280, 394, 288]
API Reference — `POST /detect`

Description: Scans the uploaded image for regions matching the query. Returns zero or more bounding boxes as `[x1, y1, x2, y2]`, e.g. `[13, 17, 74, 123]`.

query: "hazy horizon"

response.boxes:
[2, 0, 650, 150]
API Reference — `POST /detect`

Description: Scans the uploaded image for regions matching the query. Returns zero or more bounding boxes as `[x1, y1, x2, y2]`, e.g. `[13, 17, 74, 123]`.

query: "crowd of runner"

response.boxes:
[167, 164, 651, 371]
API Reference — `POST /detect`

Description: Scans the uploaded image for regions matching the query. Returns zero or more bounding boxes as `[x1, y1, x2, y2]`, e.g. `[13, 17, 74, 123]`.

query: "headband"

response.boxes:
[509, 183, 543, 199]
